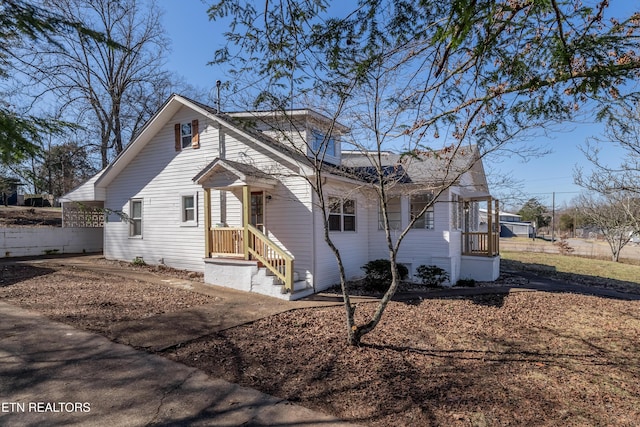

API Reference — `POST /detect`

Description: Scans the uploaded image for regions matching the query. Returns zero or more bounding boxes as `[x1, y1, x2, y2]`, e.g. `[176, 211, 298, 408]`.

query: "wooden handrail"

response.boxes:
[462, 231, 500, 257]
[246, 224, 295, 292]
[210, 226, 295, 292]
[211, 227, 244, 256]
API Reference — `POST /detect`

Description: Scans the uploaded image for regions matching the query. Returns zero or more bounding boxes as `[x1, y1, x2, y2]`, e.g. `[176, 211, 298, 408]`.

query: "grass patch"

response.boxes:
[501, 250, 640, 285]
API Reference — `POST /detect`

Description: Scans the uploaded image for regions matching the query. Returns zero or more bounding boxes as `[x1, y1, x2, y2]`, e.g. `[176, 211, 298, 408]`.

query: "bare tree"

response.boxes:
[212, 0, 640, 345]
[576, 102, 640, 194]
[17, 0, 172, 168]
[0, 0, 116, 165]
[576, 193, 639, 262]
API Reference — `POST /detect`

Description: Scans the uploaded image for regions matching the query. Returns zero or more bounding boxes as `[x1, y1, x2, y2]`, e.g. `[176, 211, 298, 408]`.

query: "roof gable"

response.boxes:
[95, 94, 311, 190]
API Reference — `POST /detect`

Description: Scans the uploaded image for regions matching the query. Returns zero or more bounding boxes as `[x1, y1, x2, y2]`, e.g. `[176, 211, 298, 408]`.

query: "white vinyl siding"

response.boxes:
[104, 106, 217, 271]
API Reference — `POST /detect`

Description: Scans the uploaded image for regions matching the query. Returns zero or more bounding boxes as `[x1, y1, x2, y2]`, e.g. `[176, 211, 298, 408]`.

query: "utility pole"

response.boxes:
[551, 191, 555, 242]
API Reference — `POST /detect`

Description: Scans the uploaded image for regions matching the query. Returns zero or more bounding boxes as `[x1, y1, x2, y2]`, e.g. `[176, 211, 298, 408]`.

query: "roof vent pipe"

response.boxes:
[216, 80, 221, 113]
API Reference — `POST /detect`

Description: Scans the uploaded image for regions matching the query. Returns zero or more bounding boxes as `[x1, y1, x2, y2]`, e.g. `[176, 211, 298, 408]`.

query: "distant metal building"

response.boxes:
[480, 209, 533, 238]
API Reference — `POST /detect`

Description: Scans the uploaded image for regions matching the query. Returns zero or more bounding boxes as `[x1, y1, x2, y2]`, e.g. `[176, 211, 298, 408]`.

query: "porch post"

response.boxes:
[495, 198, 500, 256]
[487, 196, 493, 257]
[242, 185, 250, 260]
[204, 188, 211, 257]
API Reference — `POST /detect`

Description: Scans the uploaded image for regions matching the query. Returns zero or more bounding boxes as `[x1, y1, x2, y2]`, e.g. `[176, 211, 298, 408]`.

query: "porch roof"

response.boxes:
[193, 158, 278, 189]
[457, 188, 492, 200]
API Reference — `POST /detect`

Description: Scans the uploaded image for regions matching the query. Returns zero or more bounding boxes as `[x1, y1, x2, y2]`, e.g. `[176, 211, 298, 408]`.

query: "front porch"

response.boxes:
[461, 196, 500, 257]
[459, 196, 500, 281]
[194, 158, 308, 299]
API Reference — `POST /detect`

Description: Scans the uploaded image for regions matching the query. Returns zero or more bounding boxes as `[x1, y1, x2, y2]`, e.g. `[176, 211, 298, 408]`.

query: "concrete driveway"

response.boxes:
[0, 301, 358, 426]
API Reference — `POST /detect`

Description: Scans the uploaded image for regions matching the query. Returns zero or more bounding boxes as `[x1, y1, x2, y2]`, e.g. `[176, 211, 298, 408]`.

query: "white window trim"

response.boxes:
[180, 192, 198, 227]
[311, 130, 336, 157]
[328, 196, 356, 232]
[129, 198, 143, 238]
[181, 122, 192, 149]
[410, 193, 435, 230]
[378, 196, 402, 231]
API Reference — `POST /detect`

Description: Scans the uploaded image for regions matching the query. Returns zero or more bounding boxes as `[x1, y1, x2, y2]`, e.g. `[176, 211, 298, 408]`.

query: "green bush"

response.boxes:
[415, 265, 449, 287]
[132, 256, 146, 266]
[361, 259, 408, 292]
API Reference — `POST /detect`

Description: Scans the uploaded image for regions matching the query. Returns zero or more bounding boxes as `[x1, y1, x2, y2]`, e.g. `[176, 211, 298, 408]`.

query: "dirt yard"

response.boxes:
[0, 206, 62, 227]
[1, 259, 639, 426]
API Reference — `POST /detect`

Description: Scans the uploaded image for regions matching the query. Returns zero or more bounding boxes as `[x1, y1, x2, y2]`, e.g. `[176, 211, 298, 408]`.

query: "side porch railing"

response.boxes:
[209, 225, 295, 292]
[461, 231, 500, 257]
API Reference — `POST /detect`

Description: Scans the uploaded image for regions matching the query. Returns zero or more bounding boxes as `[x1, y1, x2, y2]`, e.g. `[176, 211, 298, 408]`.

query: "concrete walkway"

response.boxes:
[0, 302, 358, 427]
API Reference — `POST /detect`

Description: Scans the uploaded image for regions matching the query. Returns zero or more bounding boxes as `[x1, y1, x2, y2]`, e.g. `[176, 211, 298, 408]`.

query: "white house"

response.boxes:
[63, 94, 500, 300]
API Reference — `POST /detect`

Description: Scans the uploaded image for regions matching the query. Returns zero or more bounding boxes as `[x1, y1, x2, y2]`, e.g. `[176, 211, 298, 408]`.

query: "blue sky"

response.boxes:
[158, 0, 636, 211]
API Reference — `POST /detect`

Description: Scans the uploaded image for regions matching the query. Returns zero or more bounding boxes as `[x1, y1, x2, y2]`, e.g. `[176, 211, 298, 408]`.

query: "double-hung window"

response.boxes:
[328, 196, 356, 232]
[180, 123, 192, 148]
[174, 119, 199, 150]
[379, 197, 401, 230]
[181, 193, 197, 225]
[129, 199, 143, 237]
[410, 193, 435, 229]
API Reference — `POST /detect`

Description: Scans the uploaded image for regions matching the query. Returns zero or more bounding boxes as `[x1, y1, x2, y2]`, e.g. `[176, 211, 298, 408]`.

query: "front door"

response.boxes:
[250, 191, 264, 232]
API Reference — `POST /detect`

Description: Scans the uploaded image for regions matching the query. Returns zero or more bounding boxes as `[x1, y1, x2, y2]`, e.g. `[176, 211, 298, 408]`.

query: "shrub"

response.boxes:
[132, 256, 146, 266]
[554, 238, 575, 255]
[361, 259, 408, 292]
[415, 265, 449, 288]
[455, 278, 476, 287]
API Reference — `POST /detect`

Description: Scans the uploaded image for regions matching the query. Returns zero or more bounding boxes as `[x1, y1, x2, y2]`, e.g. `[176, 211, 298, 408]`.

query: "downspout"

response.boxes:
[311, 185, 316, 292]
[218, 122, 226, 225]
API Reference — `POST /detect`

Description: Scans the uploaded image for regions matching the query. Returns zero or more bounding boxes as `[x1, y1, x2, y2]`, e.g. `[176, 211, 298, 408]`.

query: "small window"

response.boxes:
[410, 193, 434, 229]
[328, 196, 356, 232]
[181, 123, 192, 148]
[452, 194, 463, 230]
[181, 194, 196, 224]
[312, 131, 336, 157]
[129, 199, 143, 237]
[379, 197, 401, 230]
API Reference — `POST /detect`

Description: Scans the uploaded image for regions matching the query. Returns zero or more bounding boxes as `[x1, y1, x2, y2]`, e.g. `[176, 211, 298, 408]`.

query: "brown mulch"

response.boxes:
[1, 261, 639, 426]
[164, 293, 640, 426]
[0, 264, 213, 334]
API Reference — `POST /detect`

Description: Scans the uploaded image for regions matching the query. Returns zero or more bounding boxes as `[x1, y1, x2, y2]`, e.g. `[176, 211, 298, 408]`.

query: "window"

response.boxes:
[410, 193, 434, 229]
[312, 131, 336, 157]
[181, 194, 197, 225]
[379, 197, 401, 230]
[452, 194, 463, 230]
[174, 119, 199, 151]
[180, 123, 192, 148]
[129, 199, 143, 237]
[329, 197, 356, 232]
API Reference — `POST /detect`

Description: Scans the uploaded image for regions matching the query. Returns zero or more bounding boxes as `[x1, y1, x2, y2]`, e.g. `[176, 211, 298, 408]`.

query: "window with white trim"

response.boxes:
[410, 193, 435, 229]
[312, 131, 336, 157]
[180, 123, 192, 148]
[452, 193, 463, 230]
[379, 197, 401, 230]
[329, 196, 356, 232]
[181, 193, 197, 225]
[129, 199, 143, 237]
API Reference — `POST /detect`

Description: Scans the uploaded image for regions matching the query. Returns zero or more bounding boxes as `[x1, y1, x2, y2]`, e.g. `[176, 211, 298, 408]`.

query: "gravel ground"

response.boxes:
[1, 259, 639, 426]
